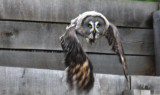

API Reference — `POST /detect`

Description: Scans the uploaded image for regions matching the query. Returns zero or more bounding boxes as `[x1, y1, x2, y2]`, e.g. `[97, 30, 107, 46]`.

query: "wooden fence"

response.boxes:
[0, 0, 158, 75]
[0, 0, 159, 95]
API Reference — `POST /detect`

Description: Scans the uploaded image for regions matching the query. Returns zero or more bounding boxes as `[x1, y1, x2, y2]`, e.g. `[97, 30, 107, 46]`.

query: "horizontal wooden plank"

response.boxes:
[0, 66, 128, 95]
[0, 21, 154, 55]
[131, 76, 160, 95]
[0, 0, 158, 28]
[0, 50, 155, 75]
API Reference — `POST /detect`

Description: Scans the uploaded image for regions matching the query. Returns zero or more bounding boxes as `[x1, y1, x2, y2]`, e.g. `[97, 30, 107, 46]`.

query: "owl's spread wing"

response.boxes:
[105, 23, 128, 81]
[60, 25, 94, 92]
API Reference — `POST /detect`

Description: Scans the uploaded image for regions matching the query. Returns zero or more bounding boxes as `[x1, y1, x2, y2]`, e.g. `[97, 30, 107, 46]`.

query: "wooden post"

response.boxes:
[122, 90, 133, 95]
[153, 11, 160, 75]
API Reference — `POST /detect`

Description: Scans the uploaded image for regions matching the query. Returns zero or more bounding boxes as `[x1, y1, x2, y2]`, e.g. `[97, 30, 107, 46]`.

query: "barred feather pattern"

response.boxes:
[60, 26, 94, 92]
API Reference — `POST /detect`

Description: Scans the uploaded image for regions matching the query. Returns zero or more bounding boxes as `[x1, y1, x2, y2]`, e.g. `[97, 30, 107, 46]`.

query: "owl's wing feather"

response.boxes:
[105, 23, 128, 81]
[60, 25, 94, 92]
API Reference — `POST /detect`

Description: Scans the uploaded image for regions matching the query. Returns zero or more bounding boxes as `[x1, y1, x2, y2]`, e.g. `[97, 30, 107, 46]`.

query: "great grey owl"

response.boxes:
[60, 11, 128, 92]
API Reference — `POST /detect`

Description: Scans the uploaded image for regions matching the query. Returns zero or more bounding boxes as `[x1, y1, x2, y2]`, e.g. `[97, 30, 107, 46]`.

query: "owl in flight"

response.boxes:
[60, 11, 128, 92]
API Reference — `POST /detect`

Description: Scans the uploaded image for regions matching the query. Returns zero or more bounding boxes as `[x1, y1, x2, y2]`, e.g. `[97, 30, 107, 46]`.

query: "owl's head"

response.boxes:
[82, 16, 106, 43]
[71, 11, 110, 43]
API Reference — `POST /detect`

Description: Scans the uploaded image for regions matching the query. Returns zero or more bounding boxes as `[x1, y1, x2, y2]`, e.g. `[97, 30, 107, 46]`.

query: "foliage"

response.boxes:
[129, 0, 156, 1]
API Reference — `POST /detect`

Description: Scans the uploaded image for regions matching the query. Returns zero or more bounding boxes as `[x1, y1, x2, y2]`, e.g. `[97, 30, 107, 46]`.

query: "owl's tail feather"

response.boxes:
[60, 26, 94, 92]
[65, 58, 94, 92]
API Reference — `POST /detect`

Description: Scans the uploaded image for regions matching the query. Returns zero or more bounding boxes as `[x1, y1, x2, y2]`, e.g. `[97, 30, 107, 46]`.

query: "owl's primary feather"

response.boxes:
[60, 11, 128, 92]
[105, 23, 128, 81]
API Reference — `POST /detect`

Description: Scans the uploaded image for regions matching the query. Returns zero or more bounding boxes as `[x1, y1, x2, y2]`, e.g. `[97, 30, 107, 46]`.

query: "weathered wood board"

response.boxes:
[131, 76, 160, 95]
[153, 11, 160, 75]
[0, 66, 129, 95]
[0, 0, 158, 28]
[0, 21, 154, 55]
[133, 90, 151, 95]
[123, 89, 151, 95]
[1, 66, 160, 95]
[0, 50, 155, 75]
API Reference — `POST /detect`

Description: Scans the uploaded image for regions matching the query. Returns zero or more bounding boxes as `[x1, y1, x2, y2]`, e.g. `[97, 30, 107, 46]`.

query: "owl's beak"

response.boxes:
[93, 30, 96, 34]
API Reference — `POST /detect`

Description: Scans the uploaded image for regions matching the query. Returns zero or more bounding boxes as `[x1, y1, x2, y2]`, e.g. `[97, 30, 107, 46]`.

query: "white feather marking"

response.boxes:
[65, 67, 69, 71]
[86, 38, 89, 43]
[120, 54, 125, 63]
[89, 33, 94, 39]
[73, 75, 76, 80]
[95, 21, 100, 33]
[95, 34, 100, 39]
[89, 21, 94, 33]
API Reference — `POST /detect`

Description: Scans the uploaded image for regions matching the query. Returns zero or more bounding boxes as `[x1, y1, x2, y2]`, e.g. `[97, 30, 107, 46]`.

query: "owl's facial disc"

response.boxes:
[82, 16, 105, 43]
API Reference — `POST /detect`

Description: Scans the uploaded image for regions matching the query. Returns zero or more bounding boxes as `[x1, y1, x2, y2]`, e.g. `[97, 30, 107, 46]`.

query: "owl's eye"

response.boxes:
[88, 24, 92, 28]
[96, 24, 100, 28]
